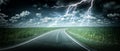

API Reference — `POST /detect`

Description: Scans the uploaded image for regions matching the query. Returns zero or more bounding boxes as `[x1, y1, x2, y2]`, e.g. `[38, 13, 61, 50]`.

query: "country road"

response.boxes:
[1, 29, 92, 51]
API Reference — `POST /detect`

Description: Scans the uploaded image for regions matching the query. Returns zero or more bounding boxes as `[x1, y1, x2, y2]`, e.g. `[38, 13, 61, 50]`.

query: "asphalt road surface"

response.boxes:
[1, 29, 92, 51]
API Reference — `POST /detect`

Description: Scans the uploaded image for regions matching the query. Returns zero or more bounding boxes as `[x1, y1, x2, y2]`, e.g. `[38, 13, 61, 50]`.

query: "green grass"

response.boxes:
[67, 27, 120, 51]
[0, 27, 57, 48]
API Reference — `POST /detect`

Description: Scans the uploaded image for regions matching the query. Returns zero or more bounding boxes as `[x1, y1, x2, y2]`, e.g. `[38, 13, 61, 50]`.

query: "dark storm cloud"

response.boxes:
[0, 13, 8, 23]
[0, 0, 8, 5]
[0, 13, 9, 27]
[0, 0, 120, 27]
[103, 1, 120, 11]
[9, 10, 30, 23]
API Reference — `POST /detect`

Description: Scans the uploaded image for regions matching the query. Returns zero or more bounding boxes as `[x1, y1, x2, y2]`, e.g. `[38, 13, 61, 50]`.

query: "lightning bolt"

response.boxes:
[65, 0, 84, 15]
[79, 0, 94, 26]
[48, 0, 94, 27]
[86, 0, 94, 14]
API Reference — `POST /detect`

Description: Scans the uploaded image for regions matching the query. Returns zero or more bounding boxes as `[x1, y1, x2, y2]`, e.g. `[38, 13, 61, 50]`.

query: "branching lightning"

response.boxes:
[79, 0, 94, 26]
[65, 0, 85, 15]
[49, 0, 95, 27]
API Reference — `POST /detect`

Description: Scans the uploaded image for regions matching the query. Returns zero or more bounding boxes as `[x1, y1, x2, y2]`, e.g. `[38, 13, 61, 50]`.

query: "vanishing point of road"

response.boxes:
[0, 29, 93, 51]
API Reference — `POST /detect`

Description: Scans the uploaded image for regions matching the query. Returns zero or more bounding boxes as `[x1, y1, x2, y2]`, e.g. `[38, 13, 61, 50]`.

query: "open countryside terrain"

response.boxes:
[0, 27, 57, 48]
[67, 27, 120, 51]
[0, 27, 120, 51]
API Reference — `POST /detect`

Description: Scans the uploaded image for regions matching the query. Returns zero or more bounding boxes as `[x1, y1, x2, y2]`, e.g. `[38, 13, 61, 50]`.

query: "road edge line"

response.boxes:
[0, 29, 58, 51]
[63, 29, 91, 51]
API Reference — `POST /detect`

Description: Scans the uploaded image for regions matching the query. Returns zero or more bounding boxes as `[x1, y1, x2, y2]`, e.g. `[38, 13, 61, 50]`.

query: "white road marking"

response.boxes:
[56, 31, 59, 43]
[0, 29, 58, 51]
[0, 29, 93, 51]
[63, 29, 91, 51]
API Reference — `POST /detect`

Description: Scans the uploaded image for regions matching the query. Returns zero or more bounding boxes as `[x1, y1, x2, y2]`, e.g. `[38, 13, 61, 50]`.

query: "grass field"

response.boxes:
[67, 27, 120, 51]
[0, 27, 120, 51]
[0, 27, 57, 48]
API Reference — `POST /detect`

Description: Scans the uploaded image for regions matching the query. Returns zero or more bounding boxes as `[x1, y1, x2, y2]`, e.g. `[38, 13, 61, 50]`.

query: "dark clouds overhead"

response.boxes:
[0, 0, 120, 27]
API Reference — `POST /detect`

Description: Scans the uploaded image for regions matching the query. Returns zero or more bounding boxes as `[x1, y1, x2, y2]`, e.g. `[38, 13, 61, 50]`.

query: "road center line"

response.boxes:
[56, 31, 59, 43]
[0, 29, 59, 51]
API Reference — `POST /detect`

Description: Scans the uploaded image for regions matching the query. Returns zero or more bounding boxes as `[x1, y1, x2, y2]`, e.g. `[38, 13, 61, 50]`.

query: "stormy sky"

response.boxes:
[0, 0, 120, 27]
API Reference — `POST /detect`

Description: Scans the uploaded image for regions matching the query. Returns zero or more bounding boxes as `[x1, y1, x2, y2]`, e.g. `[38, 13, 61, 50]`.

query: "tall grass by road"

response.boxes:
[0, 27, 57, 48]
[67, 27, 120, 51]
